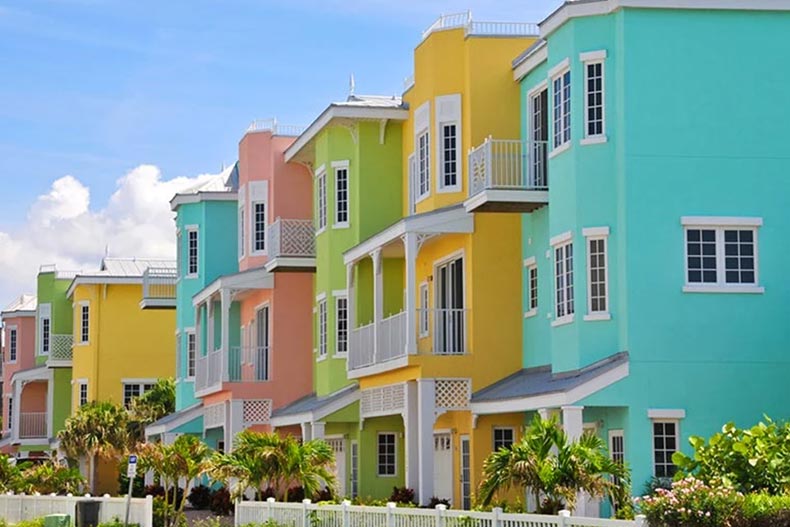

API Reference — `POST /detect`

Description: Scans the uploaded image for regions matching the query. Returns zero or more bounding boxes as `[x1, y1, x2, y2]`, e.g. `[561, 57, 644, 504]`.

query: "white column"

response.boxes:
[220, 289, 231, 382]
[206, 300, 214, 353]
[403, 233, 418, 355]
[301, 422, 313, 442]
[371, 249, 383, 362]
[227, 400, 244, 452]
[12, 380, 21, 441]
[312, 421, 326, 440]
[561, 406, 584, 440]
[538, 408, 551, 420]
[416, 378, 436, 505]
[346, 263, 356, 345]
[195, 304, 202, 359]
[403, 381, 419, 492]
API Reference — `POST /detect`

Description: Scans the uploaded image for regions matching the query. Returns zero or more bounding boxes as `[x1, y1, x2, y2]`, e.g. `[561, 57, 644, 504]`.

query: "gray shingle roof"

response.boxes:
[271, 385, 358, 418]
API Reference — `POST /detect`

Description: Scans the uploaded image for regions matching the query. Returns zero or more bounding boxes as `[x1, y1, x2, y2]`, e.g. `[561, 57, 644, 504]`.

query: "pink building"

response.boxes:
[192, 121, 315, 448]
[0, 295, 44, 457]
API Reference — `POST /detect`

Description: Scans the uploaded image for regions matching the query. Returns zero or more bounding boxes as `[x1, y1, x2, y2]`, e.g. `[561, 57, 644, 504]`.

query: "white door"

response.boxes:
[327, 438, 346, 497]
[433, 433, 453, 503]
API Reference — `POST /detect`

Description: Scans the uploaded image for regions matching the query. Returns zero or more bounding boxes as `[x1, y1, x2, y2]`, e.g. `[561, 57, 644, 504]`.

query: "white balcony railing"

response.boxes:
[245, 119, 305, 137]
[19, 412, 46, 439]
[418, 308, 470, 355]
[421, 11, 538, 41]
[50, 334, 73, 361]
[195, 348, 224, 393]
[141, 266, 177, 307]
[348, 322, 375, 370]
[378, 311, 408, 363]
[468, 139, 548, 197]
[268, 218, 316, 259]
[229, 346, 270, 382]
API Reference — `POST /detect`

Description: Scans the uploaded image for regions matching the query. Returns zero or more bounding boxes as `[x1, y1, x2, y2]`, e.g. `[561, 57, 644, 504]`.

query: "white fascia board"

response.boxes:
[513, 43, 548, 82]
[582, 226, 610, 237]
[648, 409, 686, 420]
[192, 269, 274, 306]
[67, 277, 143, 298]
[681, 216, 763, 227]
[170, 191, 238, 211]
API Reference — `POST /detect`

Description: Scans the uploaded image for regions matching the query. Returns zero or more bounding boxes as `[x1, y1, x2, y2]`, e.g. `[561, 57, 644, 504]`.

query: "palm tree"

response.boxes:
[479, 414, 630, 513]
[279, 436, 335, 502]
[128, 378, 176, 441]
[58, 401, 131, 493]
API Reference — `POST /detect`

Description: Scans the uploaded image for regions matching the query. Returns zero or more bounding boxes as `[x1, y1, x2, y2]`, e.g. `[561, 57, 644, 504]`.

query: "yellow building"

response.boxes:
[67, 258, 177, 493]
[343, 14, 538, 507]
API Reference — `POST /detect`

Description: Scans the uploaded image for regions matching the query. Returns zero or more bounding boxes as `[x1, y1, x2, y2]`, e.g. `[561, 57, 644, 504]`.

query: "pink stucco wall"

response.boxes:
[2, 314, 37, 432]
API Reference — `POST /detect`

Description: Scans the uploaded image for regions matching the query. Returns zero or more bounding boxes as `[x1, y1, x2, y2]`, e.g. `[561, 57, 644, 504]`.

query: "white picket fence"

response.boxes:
[235, 499, 646, 527]
[0, 493, 154, 527]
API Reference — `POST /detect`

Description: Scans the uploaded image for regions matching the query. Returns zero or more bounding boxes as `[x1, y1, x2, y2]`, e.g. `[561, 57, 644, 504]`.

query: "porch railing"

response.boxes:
[195, 348, 224, 393]
[141, 266, 177, 303]
[268, 218, 316, 259]
[348, 322, 375, 370]
[421, 11, 538, 41]
[417, 308, 470, 355]
[468, 138, 548, 197]
[378, 311, 407, 363]
[50, 334, 73, 361]
[229, 346, 270, 382]
[19, 412, 46, 438]
[245, 119, 305, 137]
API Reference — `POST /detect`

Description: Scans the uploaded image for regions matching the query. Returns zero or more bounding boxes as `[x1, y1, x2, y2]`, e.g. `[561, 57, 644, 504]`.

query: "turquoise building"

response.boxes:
[468, 0, 790, 510]
[146, 166, 239, 442]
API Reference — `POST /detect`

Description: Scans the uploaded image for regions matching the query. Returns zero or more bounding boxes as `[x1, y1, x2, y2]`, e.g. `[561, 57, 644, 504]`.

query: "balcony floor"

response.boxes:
[464, 189, 549, 213]
[264, 257, 317, 273]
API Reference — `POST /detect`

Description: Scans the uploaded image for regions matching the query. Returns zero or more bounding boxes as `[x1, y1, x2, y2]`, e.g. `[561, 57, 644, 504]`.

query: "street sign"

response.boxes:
[125, 454, 138, 527]
[127, 455, 137, 478]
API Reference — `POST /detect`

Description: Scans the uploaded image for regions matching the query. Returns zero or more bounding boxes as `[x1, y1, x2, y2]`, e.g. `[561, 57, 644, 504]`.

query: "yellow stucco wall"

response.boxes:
[70, 283, 176, 411]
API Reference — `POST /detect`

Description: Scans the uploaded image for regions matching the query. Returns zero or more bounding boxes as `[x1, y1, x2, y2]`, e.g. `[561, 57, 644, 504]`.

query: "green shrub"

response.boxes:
[187, 485, 213, 510]
[636, 477, 743, 527]
[15, 519, 45, 527]
[733, 493, 790, 527]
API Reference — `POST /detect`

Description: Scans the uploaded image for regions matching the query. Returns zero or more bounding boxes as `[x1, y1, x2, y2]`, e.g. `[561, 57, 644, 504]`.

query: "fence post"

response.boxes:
[491, 507, 502, 527]
[635, 514, 647, 527]
[267, 497, 275, 523]
[302, 499, 312, 527]
[341, 500, 350, 527]
[386, 502, 396, 527]
[435, 503, 447, 527]
[559, 509, 570, 527]
[144, 495, 153, 527]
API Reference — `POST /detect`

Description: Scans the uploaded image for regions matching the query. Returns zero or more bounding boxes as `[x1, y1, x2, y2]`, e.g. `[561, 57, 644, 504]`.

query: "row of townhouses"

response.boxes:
[2, 1, 790, 513]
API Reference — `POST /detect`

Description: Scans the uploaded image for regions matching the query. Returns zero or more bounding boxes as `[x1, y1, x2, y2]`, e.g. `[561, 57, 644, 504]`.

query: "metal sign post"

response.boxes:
[124, 454, 137, 527]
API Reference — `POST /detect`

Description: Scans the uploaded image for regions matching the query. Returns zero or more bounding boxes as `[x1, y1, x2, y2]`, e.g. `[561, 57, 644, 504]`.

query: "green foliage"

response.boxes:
[209, 487, 234, 516]
[192, 518, 224, 527]
[636, 477, 743, 527]
[98, 519, 140, 527]
[673, 418, 790, 495]
[14, 519, 45, 527]
[478, 414, 631, 514]
[0, 454, 24, 492]
[17, 458, 84, 495]
[128, 379, 176, 441]
[389, 487, 415, 505]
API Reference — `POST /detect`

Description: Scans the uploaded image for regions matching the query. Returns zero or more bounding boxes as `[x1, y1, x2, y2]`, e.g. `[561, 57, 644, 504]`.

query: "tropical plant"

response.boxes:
[17, 458, 84, 495]
[58, 401, 131, 493]
[478, 414, 630, 514]
[0, 454, 23, 492]
[636, 476, 743, 527]
[187, 484, 213, 510]
[128, 379, 176, 441]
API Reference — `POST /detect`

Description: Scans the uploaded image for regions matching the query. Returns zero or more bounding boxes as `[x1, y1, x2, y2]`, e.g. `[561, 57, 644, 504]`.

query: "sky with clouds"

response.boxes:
[0, 0, 558, 305]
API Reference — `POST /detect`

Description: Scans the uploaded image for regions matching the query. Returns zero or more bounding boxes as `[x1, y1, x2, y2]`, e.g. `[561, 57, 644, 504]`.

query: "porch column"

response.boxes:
[417, 378, 436, 505]
[561, 406, 584, 440]
[403, 233, 418, 355]
[371, 249, 383, 362]
[301, 422, 313, 442]
[206, 300, 214, 355]
[12, 380, 21, 441]
[346, 262, 356, 334]
[220, 289, 231, 382]
[227, 400, 243, 452]
[195, 304, 202, 359]
[403, 381, 419, 491]
[312, 421, 326, 440]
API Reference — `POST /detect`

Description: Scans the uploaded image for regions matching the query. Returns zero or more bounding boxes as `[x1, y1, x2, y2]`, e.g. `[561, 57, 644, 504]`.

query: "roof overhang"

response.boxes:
[170, 191, 238, 211]
[67, 276, 142, 298]
[145, 403, 203, 437]
[285, 104, 409, 164]
[513, 41, 548, 82]
[11, 365, 52, 384]
[0, 310, 36, 319]
[270, 386, 359, 428]
[192, 267, 275, 306]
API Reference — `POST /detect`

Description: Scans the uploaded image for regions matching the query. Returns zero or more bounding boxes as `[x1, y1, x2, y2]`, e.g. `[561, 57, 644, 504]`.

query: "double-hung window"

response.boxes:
[419, 282, 429, 337]
[317, 298, 328, 359]
[252, 201, 266, 253]
[335, 295, 348, 355]
[493, 427, 515, 451]
[653, 421, 678, 478]
[551, 232, 574, 325]
[551, 61, 571, 152]
[186, 330, 196, 378]
[79, 303, 90, 344]
[122, 382, 155, 408]
[377, 432, 397, 476]
[186, 227, 199, 277]
[524, 257, 538, 317]
[436, 94, 461, 192]
[581, 51, 606, 142]
[682, 217, 762, 292]
[415, 101, 431, 201]
[333, 162, 349, 227]
[78, 382, 89, 407]
[440, 123, 458, 188]
[8, 328, 17, 362]
[583, 227, 610, 320]
[316, 168, 327, 233]
[7, 398, 12, 430]
[40, 304, 51, 355]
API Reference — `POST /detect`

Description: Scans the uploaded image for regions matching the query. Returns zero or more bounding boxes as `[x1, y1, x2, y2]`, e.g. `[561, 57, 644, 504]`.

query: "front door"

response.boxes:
[435, 257, 464, 354]
[327, 438, 346, 497]
[255, 306, 269, 381]
[433, 433, 453, 503]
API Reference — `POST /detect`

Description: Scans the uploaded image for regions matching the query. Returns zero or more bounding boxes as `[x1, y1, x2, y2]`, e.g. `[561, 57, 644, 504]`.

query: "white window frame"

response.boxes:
[414, 101, 431, 202]
[492, 427, 515, 451]
[435, 94, 462, 193]
[238, 203, 246, 259]
[524, 257, 538, 318]
[7, 397, 12, 432]
[583, 227, 610, 321]
[7, 326, 18, 363]
[609, 429, 625, 463]
[377, 432, 398, 477]
[350, 440, 359, 498]
[334, 292, 348, 356]
[332, 161, 350, 229]
[122, 380, 156, 408]
[580, 50, 607, 145]
[39, 303, 52, 356]
[317, 296, 328, 360]
[651, 418, 680, 479]
[419, 282, 430, 337]
[186, 328, 196, 379]
[681, 217, 763, 294]
[78, 380, 89, 407]
[78, 301, 90, 345]
[550, 231, 574, 327]
[186, 226, 199, 278]
[316, 167, 327, 234]
[549, 58, 571, 158]
[251, 200, 267, 255]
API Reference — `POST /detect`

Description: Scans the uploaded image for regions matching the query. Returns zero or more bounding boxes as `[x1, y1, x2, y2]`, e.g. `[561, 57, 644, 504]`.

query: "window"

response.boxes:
[553, 239, 575, 323]
[584, 228, 609, 318]
[525, 259, 538, 316]
[253, 202, 266, 252]
[335, 296, 348, 355]
[79, 382, 88, 407]
[187, 228, 199, 276]
[609, 430, 625, 488]
[653, 421, 678, 478]
[417, 131, 431, 199]
[316, 170, 327, 232]
[350, 441, 359, 498]
[40, 304, 51, 355]
[186, 331, 196, 378]
[8, 328, 17, 362]
[79, 303, 90, 344]
[238, 205, 246, 258]
[493, 427, 515, 451]
[529, 87, 549, 187]
[683, 218, 761, 291]
[317, 299, 327, 358]
[440, 123, 458, 189]
[123, 382, 155, 408]
[41, 318, 50, 354]
[255, 307, 270, 381]
[334, 165, 349, 227]
[582, 54, 605, 139]
[419, 282, 429, 336]
[377, 432, 397, 476]
[552, 68, 571, 150]
[7, 397, 12, 430]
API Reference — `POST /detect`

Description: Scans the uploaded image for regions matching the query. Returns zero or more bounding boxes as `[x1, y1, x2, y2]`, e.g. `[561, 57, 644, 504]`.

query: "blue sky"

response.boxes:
[0, 0, 558, 302]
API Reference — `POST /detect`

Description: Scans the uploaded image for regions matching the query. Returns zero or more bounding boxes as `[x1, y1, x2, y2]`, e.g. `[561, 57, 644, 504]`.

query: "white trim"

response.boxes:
[523, 256, 537, 267]
[584, 228, 610, 319]
[548, 142, 570, 159]
[515, 44, 548, 82]
[185, 225, 199, 279]
[683, 222, 761, 290]
[580, 136, 608, 146]
[582, 226, 610, 237]
[6, 325, 18, 363]
[314, 164, 326, 177]
[334, 294, 349, 357]
[551, 315, 574, 327]
[435, 94, 462, 194]
[376, 431, 398, 478]
[419, 281, 430, 338]
[331, 160, 350, 169]
[583, 313, 611, 321]
[332, 289, 348, 297]
[250, 195, 269, 257]
[582, 47, 606, 143]
[683, 285, 764, 294]
[332, 162, 350, 229]
[579, 50, 608, 62]
[121, 377, 158, 384]
[77, 301, 90, 345]
[550, 231, 572, 247]
[170, 191, 238, 210]
[270, 386, 360, 428]
[681, 216, 763, 227]
[548, 58, 571, 79]
[492, 426, 516, 451]
[524, 309, 537, 318]
[316, 168, 328, 234]
[526, 79, 549, 99]
[316, 292, 327, 302]
[648, 409, 686, 420]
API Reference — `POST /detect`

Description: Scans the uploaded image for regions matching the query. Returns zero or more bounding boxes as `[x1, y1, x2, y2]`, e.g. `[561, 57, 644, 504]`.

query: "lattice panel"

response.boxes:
[269, 219, 316, 258]
[360, 383, 406, 418]
[326, 438, 344, 454]
[435, 379, 471, 411]
[242, 399, 272, 424]
[50, 335, 73, 360]
[204, 403, 226, 430]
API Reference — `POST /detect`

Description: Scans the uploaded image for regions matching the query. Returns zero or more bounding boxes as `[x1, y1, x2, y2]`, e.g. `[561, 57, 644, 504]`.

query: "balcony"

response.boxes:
[265, 218, 316, 272]
[465, 138, 549, 213]
[194, 346, 270, 396]
[19, 412, 46, 439]
[47, 334, 73, 366]
[140, 266, 178, 309]
[420, 11, 538, 42]
[348, 309, 469, 376]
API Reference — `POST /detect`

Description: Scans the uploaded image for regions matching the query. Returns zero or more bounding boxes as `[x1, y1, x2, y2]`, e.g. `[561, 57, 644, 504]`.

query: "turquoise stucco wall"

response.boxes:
[519, 8, 790, 494]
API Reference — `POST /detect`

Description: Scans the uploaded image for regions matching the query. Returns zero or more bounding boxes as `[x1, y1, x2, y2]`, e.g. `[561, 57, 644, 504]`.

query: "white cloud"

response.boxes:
[0, 165, 223, 305]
